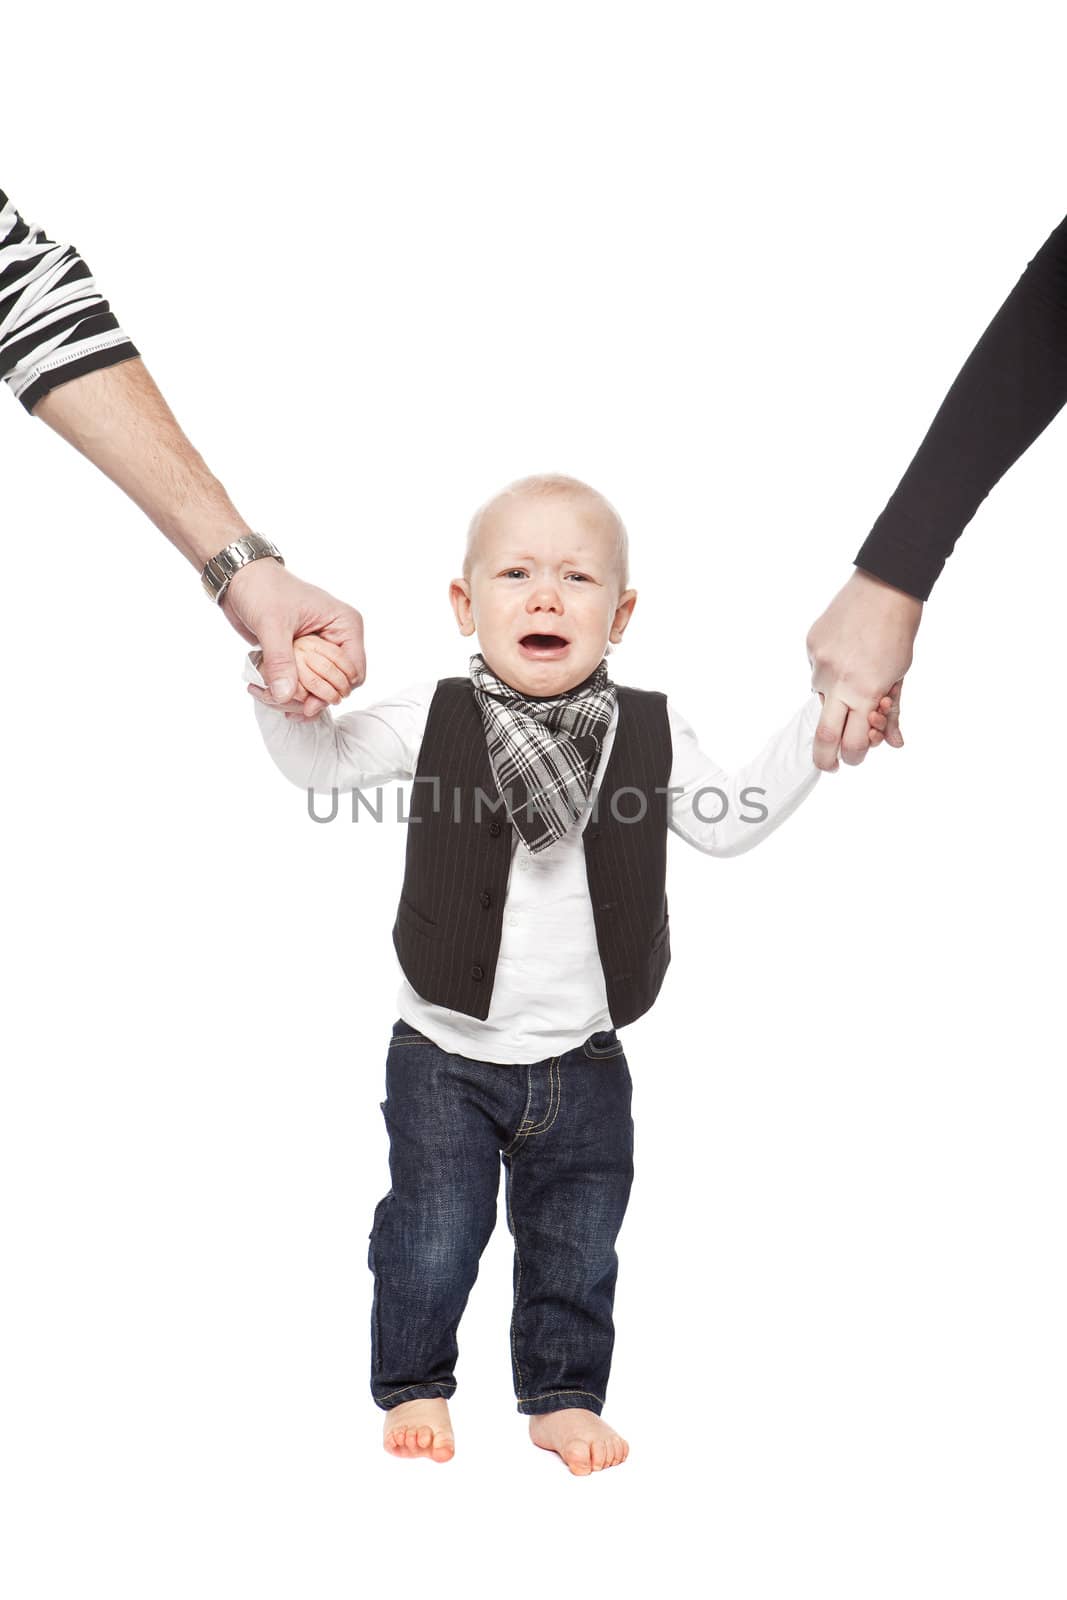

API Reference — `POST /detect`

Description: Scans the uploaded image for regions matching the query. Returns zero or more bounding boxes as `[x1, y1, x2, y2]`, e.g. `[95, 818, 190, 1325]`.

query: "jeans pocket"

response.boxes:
[389, 1017, 431, 1047]
[583, 1028, 625, 1059]
[368, 1190, 392, 1251]
[367, 1192, 393, 1377]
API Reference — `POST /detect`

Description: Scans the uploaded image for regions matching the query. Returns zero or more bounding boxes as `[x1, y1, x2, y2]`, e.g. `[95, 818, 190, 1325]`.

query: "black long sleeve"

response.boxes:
[853, 210, 1067, 601]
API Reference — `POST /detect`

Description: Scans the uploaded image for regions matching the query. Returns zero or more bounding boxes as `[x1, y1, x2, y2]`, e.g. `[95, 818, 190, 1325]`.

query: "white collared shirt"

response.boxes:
[242, 655, 823, 1064]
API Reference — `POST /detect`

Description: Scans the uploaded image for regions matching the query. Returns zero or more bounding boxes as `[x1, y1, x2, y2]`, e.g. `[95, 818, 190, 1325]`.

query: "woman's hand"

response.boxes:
[807, 569, 921, 770]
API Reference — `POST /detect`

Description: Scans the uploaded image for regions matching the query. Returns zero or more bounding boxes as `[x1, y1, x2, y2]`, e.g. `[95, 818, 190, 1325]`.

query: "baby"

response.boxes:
[244, 473, 893, 1476]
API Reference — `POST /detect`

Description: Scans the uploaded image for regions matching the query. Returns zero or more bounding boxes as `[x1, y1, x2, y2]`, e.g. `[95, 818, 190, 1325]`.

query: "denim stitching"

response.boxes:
[371, 1235, 382, 1374]
[380, 1380, 458, 1402]
[502, 1152, 526, 1396]
[502, 1051, 562, 1401]
[519, 1056, 561, 1136]
[502, 1065, 536, 1154]
[520, 1388, 606, 1406]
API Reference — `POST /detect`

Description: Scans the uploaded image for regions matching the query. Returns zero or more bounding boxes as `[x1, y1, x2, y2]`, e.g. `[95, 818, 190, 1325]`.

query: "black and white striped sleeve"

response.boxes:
[0, 188, 140, 414]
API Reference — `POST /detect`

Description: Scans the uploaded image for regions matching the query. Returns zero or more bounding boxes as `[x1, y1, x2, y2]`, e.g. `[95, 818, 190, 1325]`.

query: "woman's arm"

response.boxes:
[854, 209, 1067, 600]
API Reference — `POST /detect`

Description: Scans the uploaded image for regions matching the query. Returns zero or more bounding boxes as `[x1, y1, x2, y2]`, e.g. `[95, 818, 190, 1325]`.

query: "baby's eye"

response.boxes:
[500, 568, 591, 582]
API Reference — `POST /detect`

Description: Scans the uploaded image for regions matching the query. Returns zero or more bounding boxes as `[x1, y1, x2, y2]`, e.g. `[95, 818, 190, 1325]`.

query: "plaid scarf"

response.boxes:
[468, 652, 617, 854]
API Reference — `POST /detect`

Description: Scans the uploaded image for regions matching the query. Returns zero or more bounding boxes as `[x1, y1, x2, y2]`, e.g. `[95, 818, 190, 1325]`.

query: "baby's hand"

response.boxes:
[247, 633, 353, 719]
[866, 681, 902, 747]
[292, 633, 352, 709]
[814, 681, 900, 749]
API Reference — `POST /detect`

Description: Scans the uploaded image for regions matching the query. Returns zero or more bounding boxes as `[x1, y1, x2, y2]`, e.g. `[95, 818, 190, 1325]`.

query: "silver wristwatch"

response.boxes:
[201, 533, 284, 604]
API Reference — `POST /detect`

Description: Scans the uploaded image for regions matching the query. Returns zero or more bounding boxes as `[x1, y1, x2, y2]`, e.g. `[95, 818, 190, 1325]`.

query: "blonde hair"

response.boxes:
[462, 473, 630, 594]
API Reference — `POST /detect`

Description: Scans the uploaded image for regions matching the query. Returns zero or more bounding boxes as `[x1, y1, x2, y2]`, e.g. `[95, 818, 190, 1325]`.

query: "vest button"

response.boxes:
[479, 890, 491, 908]
[471, 963, 485, 981]
[586, 828, 600, 842]
[488, 821, 502, 837]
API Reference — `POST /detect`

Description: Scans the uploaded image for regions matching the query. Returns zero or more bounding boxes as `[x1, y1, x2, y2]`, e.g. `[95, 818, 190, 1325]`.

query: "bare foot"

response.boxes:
[382, 1397, 455, 1463]
[528, 1408, 629, 1475]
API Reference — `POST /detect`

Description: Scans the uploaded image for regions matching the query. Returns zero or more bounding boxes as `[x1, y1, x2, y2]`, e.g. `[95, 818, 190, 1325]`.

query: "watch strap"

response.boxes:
[202, 533, 284, 603]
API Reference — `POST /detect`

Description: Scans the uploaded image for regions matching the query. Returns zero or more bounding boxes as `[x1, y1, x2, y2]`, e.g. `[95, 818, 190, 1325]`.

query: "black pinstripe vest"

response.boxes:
[391, 676, 672, 1026]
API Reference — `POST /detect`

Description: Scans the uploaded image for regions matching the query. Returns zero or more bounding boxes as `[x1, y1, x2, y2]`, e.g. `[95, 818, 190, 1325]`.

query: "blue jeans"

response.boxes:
[367, 1017, 635, 1417]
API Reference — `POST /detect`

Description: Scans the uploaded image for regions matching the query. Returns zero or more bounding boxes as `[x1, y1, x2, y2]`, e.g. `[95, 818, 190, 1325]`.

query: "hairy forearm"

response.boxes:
[32, 357, 251, 568]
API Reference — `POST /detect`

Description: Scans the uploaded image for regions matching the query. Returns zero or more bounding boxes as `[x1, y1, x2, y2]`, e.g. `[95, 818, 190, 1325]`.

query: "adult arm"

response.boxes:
[809, 208, 1067, 769]
[0, 187, 364, 711]
[854, 208, 1067, 599]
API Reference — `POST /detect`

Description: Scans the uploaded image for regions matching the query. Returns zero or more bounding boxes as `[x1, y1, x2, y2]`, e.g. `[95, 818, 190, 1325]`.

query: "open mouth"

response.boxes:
[518, 633, 570, 659]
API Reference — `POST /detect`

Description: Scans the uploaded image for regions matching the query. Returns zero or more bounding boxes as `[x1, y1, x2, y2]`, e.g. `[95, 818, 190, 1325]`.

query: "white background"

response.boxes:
[3, 2, 1065, 1595]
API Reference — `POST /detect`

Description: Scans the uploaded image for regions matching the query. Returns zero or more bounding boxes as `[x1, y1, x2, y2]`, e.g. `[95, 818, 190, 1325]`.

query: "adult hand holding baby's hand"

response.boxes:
[247, 633, 353, 719]
[807, 568, 919, 770]
[225, 558, 365, 718]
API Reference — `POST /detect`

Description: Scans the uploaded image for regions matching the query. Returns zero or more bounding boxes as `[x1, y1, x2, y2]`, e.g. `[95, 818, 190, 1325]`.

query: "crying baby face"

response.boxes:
[449, 476, 637, 696]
